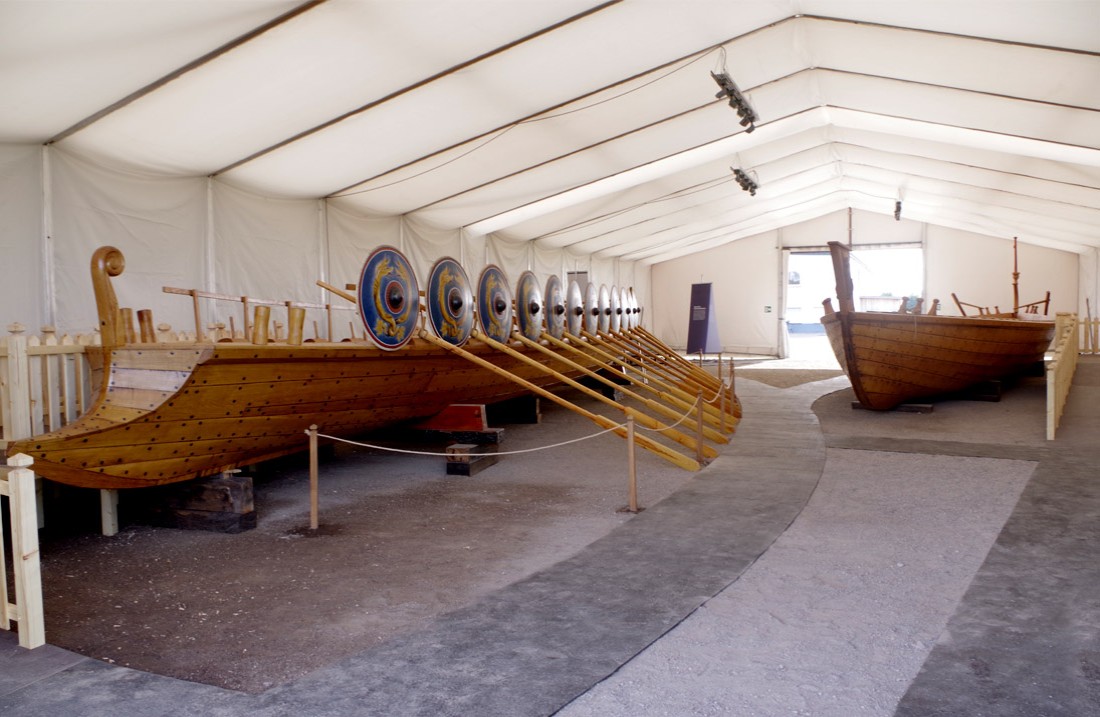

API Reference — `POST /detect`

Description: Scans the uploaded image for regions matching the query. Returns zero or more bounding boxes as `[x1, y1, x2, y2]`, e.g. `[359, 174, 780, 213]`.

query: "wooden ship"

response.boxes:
[821, 240, 1056, 410]
[6, 246, 739, 489]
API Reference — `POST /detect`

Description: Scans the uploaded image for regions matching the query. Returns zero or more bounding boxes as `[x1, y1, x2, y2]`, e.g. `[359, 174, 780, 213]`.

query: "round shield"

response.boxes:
[358, 246, 419, 350]
[426, 257, 474, 346]
[583, 282, 599, 334]
[597, 284, 611, 333]
[619, 286, 631, 330]
[545, 275, 566, 340]
[477, 265, 513, 342]
[566, 280, 584, 336]
[629, 288, 641, 328]
[516, 271, 544, 341]
[609, 285, 621, 332]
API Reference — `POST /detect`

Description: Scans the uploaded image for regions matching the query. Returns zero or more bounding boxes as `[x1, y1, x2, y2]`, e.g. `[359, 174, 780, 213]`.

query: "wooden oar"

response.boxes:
[479, 332, 717, 460]
[514, 332, 727, 444]
[569, 329, 738, 423]
[588, 329, 717, 405]
[417, 330, 700, 471]
[553, 331, 733, 432]
[631, 325, 729, 393]
[626, 326, 735, 406]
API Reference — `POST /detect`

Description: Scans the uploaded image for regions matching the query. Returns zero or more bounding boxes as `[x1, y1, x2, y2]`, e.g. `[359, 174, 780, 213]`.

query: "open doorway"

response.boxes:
[784, 246, 924, 362]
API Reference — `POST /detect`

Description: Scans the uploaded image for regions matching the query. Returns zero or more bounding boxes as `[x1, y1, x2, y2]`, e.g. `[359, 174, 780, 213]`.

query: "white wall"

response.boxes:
[648, 209, 1081, 355]
[650, 231, 781, 354]
[926, 227, 1077, 317]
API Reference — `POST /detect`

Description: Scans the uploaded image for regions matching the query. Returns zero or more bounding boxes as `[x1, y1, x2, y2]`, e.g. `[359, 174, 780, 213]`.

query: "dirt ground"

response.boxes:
[29, 368, 836, 694]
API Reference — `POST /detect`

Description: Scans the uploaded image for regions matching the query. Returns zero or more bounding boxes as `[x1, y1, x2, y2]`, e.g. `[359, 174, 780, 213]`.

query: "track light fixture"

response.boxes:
[731, 167, 758, 196]
[894, 200, 902, 221]
[710, 70, 758, 132]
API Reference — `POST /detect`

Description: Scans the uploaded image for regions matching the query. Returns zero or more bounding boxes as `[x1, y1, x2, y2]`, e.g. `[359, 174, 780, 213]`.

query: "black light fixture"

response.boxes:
[731, 167, 758, 196]
[710, 70, 758, 132]
[894, 200, 902, 221]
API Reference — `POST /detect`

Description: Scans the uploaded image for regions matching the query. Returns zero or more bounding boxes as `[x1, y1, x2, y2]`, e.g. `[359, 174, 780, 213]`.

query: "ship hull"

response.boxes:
[9, 338, 597, 489]
[822, 310, 1054, 410]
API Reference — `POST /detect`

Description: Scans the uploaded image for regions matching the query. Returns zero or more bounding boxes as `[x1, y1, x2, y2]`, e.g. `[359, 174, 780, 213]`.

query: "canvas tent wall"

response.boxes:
[1, 1, 1098, 343]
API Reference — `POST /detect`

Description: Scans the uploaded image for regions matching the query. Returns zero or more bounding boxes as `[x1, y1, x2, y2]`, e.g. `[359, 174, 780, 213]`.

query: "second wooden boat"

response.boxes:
[821, 241, 1055, 410]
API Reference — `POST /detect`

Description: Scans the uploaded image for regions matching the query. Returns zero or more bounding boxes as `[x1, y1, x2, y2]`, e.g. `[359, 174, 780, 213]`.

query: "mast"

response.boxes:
[1012, 236, 1020, 315]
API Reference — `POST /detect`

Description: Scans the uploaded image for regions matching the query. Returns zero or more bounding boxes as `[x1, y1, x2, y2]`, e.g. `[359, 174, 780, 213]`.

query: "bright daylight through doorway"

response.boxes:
[786, 247, 924, 362]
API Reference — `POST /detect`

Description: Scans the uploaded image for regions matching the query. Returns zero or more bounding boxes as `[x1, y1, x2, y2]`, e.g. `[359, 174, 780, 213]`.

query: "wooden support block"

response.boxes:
[445, 443, 500, 476]
[133, 473, 256, 533]
[413, 404, 488, 432]
[851, 401, 934, 413]
[959, 380, 1002, 402]
[163, 508, 257, 534]
[440, 427, 504, 445]
[161, 473, 254, 514]
[485, 394, 541, 425]
[100, 489, 119, 536]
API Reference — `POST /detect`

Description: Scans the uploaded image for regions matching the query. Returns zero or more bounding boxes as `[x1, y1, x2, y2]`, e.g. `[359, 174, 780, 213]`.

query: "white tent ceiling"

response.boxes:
[4, 0, 1098, 265]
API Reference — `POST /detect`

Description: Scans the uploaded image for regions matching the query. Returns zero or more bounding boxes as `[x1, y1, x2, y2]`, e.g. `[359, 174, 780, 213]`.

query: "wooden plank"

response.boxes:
[108, 368, 190, 392]
[108, 347, 210, 371]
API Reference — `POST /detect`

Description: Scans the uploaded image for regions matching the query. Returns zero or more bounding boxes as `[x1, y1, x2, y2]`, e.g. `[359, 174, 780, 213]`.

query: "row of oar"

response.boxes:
[419, 324, 738, 472]
[318, 281, 738, 471]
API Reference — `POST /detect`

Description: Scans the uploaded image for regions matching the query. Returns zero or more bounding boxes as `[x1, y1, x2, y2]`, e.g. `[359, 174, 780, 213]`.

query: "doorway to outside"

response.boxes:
[784, 246, 924, 362]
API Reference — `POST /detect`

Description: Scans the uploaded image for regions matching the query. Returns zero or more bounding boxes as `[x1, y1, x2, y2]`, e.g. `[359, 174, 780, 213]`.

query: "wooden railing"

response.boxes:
[1, 453, 45, 649]
[1, 324, 99, 449]
[1046, 312, 1078, 440]
[1079, 317, 1100, 354]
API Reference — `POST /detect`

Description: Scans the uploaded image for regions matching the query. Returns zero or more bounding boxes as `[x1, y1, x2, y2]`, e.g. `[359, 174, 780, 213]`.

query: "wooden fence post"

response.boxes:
[3, 453, 46, 649]
[3, 323, 32, 444]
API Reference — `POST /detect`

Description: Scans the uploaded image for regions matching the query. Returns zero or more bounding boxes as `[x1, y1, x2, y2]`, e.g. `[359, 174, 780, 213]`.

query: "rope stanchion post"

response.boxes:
[308, 424, 319, 530]
[626, 414, 639, 513]
[719, 380, 726, 433]
[695, 391, 705, 465]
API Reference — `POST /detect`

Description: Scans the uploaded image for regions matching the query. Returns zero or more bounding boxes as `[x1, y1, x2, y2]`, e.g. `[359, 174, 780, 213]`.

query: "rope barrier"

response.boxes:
[635, 398, 697, 433]
[310, 424, 626, 458]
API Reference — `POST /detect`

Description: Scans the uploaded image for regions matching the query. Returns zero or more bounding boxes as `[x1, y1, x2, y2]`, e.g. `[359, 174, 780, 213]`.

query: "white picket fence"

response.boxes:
[0, 324, 99, 448]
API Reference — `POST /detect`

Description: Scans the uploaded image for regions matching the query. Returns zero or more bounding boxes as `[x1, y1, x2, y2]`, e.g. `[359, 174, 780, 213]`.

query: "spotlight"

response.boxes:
[710, 70, 758, 133]
[731, 167, 758, 197]
[894, 200, 902, 221]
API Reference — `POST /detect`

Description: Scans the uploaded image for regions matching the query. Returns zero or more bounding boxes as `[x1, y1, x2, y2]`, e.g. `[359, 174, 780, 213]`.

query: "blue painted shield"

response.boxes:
[358, 246, 419, 350]
[477, 265, 513, 342]
[544, 275, 565, 340]
[516, 271, 543, 341]
[427, 257, 473, 346]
